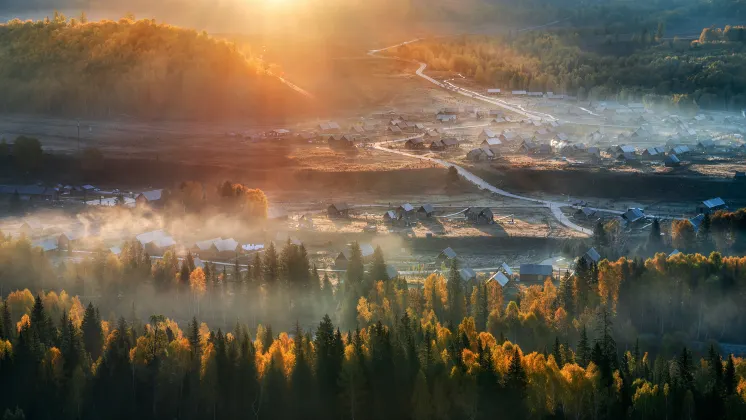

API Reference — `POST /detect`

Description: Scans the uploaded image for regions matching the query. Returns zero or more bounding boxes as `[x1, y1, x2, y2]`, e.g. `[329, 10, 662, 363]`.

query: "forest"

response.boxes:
[391, 24, 746, 111]
[0, 16, 308, 119]
[1, 205, 746, 417]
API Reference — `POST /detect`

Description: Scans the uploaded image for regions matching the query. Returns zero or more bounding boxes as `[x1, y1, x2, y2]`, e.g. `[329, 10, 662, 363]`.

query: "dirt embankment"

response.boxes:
[471, 167, 746, 203]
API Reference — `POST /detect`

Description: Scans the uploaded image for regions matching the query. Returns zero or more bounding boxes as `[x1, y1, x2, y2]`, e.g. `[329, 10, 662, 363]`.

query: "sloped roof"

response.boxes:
[442, 138, 459, 146]
[702, 197, 726, 209]
[689, 214, 705, 232]
[136, 230, 169, 246]
[618, 145, 636, 153]
[482, 129, 498, 138]
[482, 138, 502, 146]
[138, 189, 163, 202]
[439, 247, 457, 259]
[669, 249, 681, 257]
[584, 247, 601, 264]
[418, 204, 435, 214]
[399, 203, 414, 212]
[501, 262, 513, 276]
[32, 237, 59, 252]
[151, 236, 176, 249]
[489, 271, 510, 287]
[665, 154, 680, 164]
[195, 237, 222, 251]
[214, 238, 239, 252]
[330, 202, 350, 212]
[459, 268, 477, 280]
[622, 208, 645, 223]
[520, 264, 553, 276]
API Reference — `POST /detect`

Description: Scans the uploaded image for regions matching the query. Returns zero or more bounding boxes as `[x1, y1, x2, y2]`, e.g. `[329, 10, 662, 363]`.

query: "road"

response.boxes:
[365, 39, 700, 235]
[372, 142, 594, 235]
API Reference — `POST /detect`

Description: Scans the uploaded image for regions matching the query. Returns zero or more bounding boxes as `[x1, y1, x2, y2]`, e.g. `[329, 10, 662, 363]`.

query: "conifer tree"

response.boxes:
[577, 325, 591, 367]
[81, 302, 103, 361]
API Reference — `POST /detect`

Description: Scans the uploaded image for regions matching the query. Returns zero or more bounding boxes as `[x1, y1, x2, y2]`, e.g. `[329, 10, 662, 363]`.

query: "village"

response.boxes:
[1, 63, 746, 300]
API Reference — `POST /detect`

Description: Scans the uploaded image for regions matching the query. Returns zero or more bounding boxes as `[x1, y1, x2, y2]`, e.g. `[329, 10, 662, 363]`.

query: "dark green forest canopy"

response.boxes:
[0, 17, 309, 119]
[391, 26, 746, 110]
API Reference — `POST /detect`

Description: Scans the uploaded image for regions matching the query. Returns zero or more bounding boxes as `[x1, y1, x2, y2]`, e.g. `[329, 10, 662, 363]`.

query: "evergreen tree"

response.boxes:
[724, 354, 736, 396]
[677, 346, 694, 390]
[346, 242, 365, 286]
[315, 315, 344, 420]
[290, 322, 315, 419]
[263, 242, 279, 284]
[179, 260, 190, 285]
[370, 246, 388, 282]
[251, 252, 262, 284]
[552, 336, 563, 367]
[81, 302, 103, 361]
[447, 259, 464, 327]
[188, 316, 201, 358]
[30, 295, 52, 346]
[648, 218, 662, 251]
[593, 221, 607, 247]
[186, 251, 195, 272]
[505, 348, 527, 418]
[577, 325, 591, 367]
[0, 300, 10, 341]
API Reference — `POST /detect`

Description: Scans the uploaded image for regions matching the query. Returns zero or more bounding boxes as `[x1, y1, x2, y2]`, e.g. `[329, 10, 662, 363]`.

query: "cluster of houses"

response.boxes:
[484, 89, 577, 101]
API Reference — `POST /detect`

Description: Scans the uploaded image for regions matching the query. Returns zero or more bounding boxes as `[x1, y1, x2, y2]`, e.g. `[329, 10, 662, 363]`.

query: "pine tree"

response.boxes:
[678, 346, 694, 390]
[263, 242, 279, 285]
[179, 260, 190, 285]
[188, 316, 201, 359]
[346, 242, 365, 286]
[186, 251, 195, 272]
[593, 221, 607, 247]
[577, 326, 591, 367]
[290, 322, 315, 419]
[648, 218, 662, 251]
[370, 246, 388, 282]
[30, 295, 52, 346]
[724, 354, 736, 395]
[251, 252, 262, 284]
[447, 259, 464, 327]
[505, 348, 527, 418]
[81, 302, 103, 361]
[552, 336, 563, 367]
[0, 300, 10, 340]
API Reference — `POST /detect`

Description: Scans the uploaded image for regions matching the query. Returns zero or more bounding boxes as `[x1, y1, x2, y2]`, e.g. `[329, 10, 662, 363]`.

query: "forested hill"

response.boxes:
[0, 17, 309, 120]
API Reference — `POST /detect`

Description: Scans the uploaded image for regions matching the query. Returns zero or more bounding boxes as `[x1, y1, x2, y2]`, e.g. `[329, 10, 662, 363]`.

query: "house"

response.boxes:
[617, 152, 638, 163]
[578, 207, 597, 218]
[488, 271, 510, 287]
[327, 203, 351, 218]
[441, 138, 460, 149]
[135, 189, 164, 207]
[387, 126, 402, 135]
[554, 133, 569, 142]
[491, 117, 507, 124]
[328, 135, 355, 149]
[398, 203, 415, 219]
[689, 214, 705, 234]
[641, 147, 664, 158]
[405, 137, 426, 150]
[417, 204, 435, 218]
[696, 140, 716, 152]
[19, 219, 45, 237]
[511, 90, 527, 96]
[429, 140, 446, 151]
[584, 247, 601, 264]
[268, 129, 290, 137]
[478, 129, 499, 142]
[622, 208, 646, 224]
[466, 147, 495, 161]
[136, 230, 176, 254]
[459, 268, 477, 282]
[318, 122, 341, 132]
[213, 238, 240, 259]
[697, 198, 727, 214]
[423, 131, 441, 140]
[436, 114, 457, 123]
[518, 140, 538, 154]
[519, 264, 553, 283]
[383, 210, 398, 223]
[487, 89, 501, 95]
[335, 243, 375, 268]
[481, 138, 502, 149]
[57, 230, 89, 251]
[32, 237, 59, 253]
[528, 91, 543, 97]
[437, 247, 457, 262]
[672, 145, 691, 155]
[669, 249, 681, 257]
[465, 207, 494, 224]
[296, 132, 317, 142]
[664, 154, 681, 167]
[194, 238, 223, 256]
[499, 131, 522, 143]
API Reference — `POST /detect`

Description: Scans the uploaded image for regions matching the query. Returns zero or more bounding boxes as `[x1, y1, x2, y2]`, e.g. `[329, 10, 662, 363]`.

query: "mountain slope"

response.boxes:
[0, 17, 308, 119]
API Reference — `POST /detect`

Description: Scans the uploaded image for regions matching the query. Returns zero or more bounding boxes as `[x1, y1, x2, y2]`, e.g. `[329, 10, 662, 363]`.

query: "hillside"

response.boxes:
[0, 17, 308, 119]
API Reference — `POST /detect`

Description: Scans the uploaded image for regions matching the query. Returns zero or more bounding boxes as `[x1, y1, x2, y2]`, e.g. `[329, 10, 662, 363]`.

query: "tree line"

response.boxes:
[390, 27, 746, 111]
